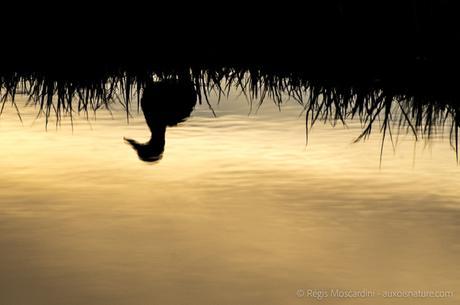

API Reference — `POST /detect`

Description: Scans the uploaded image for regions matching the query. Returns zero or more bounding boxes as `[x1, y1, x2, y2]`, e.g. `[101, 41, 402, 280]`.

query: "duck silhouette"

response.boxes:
[124, 77, 197, 162]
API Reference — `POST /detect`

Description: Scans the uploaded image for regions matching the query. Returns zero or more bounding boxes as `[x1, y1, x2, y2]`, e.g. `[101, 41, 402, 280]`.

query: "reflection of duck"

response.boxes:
[124, 77, 197, 162]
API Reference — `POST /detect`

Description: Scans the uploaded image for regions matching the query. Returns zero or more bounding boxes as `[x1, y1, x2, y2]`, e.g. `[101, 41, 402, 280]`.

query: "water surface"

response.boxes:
[0, 93, 459, 305]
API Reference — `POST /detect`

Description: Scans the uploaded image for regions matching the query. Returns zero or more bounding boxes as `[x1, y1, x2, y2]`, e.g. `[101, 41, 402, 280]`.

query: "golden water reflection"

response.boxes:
[0, 94, 459, 305]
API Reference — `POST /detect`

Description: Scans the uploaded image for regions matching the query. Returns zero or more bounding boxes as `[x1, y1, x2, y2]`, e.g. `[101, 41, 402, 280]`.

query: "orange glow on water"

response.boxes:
[0, 94, 459, 305]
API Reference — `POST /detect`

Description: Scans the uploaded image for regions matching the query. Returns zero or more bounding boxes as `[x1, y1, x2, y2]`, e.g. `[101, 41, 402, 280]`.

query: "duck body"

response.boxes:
[141, 78, 197, 129]
[125, 77, 197, 162]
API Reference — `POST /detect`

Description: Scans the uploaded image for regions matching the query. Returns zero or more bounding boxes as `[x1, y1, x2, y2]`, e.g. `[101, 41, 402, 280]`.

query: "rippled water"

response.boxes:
[1, 92, 459, 305]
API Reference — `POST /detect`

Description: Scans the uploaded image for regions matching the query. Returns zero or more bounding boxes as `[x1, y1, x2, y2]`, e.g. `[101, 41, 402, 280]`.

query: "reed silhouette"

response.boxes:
[124, 76, 197, 162]
[1, 66, 460, 149]
[2, 66, 460, 162]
